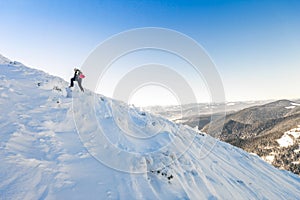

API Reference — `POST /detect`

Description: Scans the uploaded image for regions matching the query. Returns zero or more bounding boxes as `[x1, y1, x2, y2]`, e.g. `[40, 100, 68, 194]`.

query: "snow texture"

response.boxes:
[1, 56, 300, 199]
[277, 126, 300, 148]
[285, 102, 300, 109]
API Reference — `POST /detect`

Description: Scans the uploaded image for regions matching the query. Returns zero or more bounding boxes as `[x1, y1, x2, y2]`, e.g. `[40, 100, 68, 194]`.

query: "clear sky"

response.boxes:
[0, 0, 299, 106]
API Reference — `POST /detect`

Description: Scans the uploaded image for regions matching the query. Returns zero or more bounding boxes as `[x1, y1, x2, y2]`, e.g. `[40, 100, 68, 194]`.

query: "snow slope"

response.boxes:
[1, 56, 300, 199]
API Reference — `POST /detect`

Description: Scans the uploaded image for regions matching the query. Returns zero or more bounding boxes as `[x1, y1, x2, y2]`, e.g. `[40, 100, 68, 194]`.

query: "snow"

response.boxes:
[288, 127, 300, 139]
[285, 106, 296, 109]
[226, 102, 235, 106]
[0, 54, 12, 64]
[262, 155, 275, 164]
[1, 57, 300, 199]
[285, 102, 300, 109]
[277, 126, 300, 148]
[277, 134, 295, 147]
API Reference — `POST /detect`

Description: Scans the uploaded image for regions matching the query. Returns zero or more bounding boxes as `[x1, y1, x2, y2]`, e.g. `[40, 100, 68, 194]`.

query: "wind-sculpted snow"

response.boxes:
[0, 58, 300, 199]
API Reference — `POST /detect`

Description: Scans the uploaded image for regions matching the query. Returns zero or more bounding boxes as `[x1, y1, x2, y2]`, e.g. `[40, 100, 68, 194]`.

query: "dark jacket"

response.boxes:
[73, 69, 81, 80]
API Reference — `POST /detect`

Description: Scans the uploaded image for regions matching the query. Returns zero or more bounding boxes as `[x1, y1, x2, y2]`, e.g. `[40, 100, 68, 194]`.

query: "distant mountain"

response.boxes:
[213, 100, 300, 175]
[147, 99, 300, 175]
[193, 100, 300, 175]
[203, 100, 300, 137]
[144, 100, 271, 125]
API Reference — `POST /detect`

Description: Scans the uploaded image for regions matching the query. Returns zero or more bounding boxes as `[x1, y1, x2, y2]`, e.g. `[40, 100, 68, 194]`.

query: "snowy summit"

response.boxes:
[0, 54, 12, 64]
[0, 55, 300, 199]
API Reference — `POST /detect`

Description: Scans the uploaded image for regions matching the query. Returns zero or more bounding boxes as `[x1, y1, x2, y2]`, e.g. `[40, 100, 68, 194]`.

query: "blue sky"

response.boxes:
[0, 0, 299, 105]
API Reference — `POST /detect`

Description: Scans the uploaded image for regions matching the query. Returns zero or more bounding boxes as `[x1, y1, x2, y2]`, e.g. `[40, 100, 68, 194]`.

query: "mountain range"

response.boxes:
[147, 97, 300, 176]
[203, 99, 300, 175]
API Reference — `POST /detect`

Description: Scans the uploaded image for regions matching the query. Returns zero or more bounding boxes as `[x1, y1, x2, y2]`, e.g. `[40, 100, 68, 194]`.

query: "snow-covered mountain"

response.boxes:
[1, 55, 300, 199]
[143, 101, 272, 131]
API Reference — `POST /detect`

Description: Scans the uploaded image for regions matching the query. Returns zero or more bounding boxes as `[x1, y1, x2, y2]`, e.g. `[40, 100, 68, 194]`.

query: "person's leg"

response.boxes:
[78, 79, 84, 92]
[70, 77, 75, 87]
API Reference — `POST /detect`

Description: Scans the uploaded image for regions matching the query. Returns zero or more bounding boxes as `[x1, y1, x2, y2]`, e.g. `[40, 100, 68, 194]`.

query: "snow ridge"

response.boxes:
[0, 54, 12, 64]
[0, 58, 300, 199]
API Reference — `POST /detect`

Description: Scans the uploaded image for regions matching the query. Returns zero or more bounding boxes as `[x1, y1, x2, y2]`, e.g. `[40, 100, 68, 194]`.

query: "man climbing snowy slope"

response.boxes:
[69, 68, 85, 92]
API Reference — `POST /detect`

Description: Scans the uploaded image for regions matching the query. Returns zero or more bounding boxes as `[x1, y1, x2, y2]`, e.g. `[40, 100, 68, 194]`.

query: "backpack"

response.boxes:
[79, 74, 85, 79]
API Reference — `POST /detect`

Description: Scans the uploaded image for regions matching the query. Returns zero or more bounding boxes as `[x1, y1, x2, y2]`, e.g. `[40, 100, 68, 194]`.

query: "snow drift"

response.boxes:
[0, 55, 300, 199]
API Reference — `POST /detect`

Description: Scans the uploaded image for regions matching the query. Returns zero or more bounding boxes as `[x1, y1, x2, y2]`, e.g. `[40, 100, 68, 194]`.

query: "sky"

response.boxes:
[0, 0, 299, 106]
